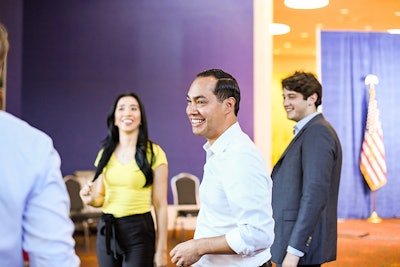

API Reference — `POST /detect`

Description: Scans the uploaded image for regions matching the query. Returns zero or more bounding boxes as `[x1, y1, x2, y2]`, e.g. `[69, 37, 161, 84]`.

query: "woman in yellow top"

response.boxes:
[80, 92, 168, 267]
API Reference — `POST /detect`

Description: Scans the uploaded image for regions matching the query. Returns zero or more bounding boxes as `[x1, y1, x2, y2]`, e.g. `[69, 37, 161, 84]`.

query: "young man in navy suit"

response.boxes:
[271, 71, 342, 267]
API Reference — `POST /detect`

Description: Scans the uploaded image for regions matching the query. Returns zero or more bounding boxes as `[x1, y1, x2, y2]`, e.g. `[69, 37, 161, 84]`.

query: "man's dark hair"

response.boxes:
[197, 69, 241, 116]
[282, 71, 322, 108]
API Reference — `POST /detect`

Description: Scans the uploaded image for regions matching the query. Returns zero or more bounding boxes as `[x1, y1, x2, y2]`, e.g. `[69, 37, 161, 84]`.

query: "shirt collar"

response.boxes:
[203, 122, 240, 159]
[294, 112, 319, 136]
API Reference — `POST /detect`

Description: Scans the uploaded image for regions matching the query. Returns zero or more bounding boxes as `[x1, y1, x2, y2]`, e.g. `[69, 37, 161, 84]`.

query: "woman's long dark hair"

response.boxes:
[92, 92, 155, 187]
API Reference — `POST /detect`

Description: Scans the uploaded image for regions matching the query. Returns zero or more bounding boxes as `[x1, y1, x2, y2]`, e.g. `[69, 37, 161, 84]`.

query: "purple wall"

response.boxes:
[7, 1, 254, 203]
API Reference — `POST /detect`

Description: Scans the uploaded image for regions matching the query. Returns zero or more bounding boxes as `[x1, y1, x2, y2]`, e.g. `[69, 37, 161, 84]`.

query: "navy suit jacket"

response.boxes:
[271, 114, 342, 265]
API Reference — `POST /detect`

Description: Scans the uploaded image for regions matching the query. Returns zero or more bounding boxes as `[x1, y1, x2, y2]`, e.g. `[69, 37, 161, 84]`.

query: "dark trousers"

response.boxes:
[96, 212, 155, 267]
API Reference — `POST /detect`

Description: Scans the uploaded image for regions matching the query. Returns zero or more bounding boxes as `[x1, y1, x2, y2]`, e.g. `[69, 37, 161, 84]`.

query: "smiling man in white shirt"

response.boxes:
[170, 69, 274, 267]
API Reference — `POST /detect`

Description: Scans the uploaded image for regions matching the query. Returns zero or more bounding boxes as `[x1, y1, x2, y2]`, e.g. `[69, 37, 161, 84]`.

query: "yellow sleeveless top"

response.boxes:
[95, 143, 167, 218]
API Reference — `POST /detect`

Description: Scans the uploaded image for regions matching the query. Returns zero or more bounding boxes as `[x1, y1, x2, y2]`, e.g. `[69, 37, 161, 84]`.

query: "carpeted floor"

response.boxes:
[75, 218, 400, 267]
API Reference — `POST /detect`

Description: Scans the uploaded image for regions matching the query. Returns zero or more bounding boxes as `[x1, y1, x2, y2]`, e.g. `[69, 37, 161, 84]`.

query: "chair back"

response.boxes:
[64, 175, 84, 212]
[170, 172, 200, 205]
[64, 175, 100, 250]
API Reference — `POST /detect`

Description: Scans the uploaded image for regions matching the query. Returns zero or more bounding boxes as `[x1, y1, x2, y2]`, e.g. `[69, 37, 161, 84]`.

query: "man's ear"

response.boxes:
[308, 92, 318, 105]
[224, 97, 236, 114]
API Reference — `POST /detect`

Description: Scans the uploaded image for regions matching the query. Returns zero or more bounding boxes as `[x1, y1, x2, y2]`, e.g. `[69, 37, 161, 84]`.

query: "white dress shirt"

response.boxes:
[193, 122, 275, 267]
[0, 111, 80, 267]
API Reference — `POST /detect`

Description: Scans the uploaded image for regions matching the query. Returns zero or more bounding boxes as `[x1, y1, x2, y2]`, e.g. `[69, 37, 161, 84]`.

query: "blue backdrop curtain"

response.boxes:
[320, 31, 400, 218]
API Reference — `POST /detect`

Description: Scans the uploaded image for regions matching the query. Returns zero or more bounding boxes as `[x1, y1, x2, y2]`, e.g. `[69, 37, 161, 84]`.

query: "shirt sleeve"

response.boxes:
[23, 136, 80, 267]
[223, 148, 274, 256]
[151, 143, 168, 169]
[288, 246, 305, 257]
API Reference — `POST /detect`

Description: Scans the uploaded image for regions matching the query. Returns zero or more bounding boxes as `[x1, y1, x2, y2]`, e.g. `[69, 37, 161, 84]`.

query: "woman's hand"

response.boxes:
[79, 182, 95, 205]
[154, 249, 168, 267]
[79, 175, 105, 207]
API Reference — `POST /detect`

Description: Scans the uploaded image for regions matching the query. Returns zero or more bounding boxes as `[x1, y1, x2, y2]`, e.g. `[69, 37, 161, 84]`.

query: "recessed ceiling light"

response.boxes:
[270, 23, 291, 35]
[284, 0, 329, 9]
[394, 11, 400, 16]
[387, 29, 400, 34]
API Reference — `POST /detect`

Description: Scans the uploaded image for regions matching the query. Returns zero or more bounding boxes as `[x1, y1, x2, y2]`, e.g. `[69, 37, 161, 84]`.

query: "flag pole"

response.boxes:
[367, 191, 382, 223]
[363, 74, 384, 223]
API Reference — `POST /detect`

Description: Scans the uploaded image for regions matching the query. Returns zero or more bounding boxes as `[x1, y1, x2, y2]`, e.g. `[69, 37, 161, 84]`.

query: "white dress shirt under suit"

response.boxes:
[0, 111, 80, 267]
[193, 122, 275, 267]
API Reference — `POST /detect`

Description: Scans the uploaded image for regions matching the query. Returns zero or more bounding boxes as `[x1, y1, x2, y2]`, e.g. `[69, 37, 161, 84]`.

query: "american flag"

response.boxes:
[360, 75, 387, 191]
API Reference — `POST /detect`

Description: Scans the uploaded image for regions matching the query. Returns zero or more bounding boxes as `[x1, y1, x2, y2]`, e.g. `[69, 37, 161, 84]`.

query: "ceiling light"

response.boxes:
[284, 0, 329, 9]
[387, 29, 400, 34]
[270, 23, 290, 35]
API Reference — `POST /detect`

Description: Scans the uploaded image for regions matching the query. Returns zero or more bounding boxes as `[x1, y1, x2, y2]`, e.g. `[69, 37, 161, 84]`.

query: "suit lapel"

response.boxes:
[272, 114, 324, 177]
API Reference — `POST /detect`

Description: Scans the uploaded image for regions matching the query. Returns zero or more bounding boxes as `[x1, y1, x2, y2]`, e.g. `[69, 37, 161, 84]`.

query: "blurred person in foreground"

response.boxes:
[170, 68, 274, 267]
[0, 22, 80, 267]
[271, 71, 342, 267]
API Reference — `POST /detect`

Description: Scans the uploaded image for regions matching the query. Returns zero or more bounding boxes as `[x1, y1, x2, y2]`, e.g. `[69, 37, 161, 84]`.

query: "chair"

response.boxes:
[170, 172, 200, 240]
[64, 175, 101, 250]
